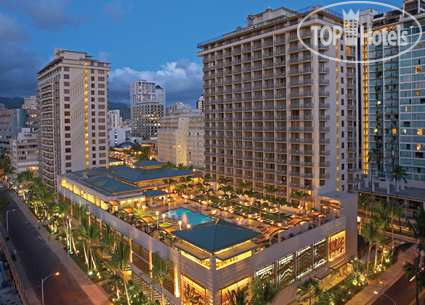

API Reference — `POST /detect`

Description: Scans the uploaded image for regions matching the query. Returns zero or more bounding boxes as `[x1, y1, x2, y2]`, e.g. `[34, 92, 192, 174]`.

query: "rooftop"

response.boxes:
[143, 190, 167, 197]
[173, 220, 260, 252]
[135, 160, 163, 168]
[64, 165, 193, 196]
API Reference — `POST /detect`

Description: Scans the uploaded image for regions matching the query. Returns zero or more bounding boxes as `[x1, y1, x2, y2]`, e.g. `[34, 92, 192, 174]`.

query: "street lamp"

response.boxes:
[41, 272, 60, 305]
[178, 220, 182, 230]
[6, 209, 17, 235]
[155, 211, 159, 229]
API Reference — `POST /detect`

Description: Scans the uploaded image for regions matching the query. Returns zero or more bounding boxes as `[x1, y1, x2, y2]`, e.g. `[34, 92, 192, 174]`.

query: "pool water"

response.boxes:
[164, 208, 212, 226]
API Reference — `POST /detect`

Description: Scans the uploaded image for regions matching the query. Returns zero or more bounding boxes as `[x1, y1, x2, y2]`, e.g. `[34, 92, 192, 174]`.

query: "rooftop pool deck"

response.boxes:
[164, 208, 213, 226]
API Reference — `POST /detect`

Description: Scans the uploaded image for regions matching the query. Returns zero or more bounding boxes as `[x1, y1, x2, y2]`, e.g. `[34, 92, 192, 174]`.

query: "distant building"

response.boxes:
[158, 104, 204, 168]
[166, 102, 193, 115]
[10, 128, 39, 173]
[38, 49, 109, 188]
[0, 104, 27, 151]
[108, 127, 130, 147]
[22, 96, 39, 132]
[108, 109, 123, 129]
[130, 80, 165, 140]
[196, 95, 204, 112]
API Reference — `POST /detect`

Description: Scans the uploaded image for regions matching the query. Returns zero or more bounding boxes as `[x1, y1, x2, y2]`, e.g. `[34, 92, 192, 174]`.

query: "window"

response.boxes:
[418, 128, 424, 136]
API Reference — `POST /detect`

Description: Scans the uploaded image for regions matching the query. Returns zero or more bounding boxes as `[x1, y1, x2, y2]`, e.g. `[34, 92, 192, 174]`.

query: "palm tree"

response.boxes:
[152, 252, 172, 305]
[389, 200, 403, 251]
[238, 181, 250, 195]
[291, 190, 309, 210]
[404, 256, 425, 305]
[404, 208, 425, 305]
[108, 241, 131, 305]
[391, 165, 408, 192]
[264, 185, 278, 198]
[361, 221, 378, 275]
[79, 219, 100, 272]
[227, 287, 248, 305]
[251, 277, 279, 305]
[296, 278, 321, 305]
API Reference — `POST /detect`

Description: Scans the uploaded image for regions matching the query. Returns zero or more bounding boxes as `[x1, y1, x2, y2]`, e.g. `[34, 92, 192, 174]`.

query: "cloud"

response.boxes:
[0, 13, 40, 96]
[0, 13, 29, 42]
[3, 0, 80, 30]
[103, 0, 131, 22]
[109, 60, 203, 105]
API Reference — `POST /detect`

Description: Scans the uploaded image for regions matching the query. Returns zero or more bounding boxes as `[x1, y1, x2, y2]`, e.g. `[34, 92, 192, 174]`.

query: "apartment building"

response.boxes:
[196, 95, 204, 112]
[108, 127, 130, 147]
[37, 49, 109, 188]
[360, 0, 425, 191]
[10, 128, 39, 173]
[22, 96, 39, 132]
[158, 103, 205, 168]
[108, 109, 123, 129]
[198, 7, 359, 204]
[130, 80, 165, 140]
[0, 105, 27, 151]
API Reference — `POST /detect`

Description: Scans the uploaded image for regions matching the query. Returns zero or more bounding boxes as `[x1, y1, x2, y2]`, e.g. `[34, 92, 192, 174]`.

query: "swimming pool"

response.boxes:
[164, 208, 212, 226]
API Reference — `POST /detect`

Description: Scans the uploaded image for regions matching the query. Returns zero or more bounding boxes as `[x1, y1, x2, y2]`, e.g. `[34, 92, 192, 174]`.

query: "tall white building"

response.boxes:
[10, 128, 39, 173]
[108, 109, 123, 129]
[130, 80, 165, 140]
[158, 104, 204, 168]
[37, 49, 109, 188]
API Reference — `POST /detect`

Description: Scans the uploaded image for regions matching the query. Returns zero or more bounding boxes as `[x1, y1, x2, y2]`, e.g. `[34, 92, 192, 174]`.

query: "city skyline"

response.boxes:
[0, 0, 403, 106]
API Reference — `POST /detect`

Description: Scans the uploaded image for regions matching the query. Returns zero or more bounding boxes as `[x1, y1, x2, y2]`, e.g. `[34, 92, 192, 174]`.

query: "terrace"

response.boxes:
[59, 166, 339, 271]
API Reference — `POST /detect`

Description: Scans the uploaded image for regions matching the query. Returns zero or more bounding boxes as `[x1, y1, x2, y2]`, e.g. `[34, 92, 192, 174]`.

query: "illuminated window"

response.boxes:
[417, 128, 424, 136]
[392, 128, 397, 136]
[416, 65, 423, 73]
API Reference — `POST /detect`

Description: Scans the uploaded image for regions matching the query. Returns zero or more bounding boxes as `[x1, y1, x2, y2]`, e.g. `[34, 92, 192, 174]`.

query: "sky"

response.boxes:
[0, 0, 402, 106]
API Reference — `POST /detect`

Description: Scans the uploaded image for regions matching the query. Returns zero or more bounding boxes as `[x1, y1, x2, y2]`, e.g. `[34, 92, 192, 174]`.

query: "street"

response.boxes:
[373, 274, 417, 305]
[0, 189, 94, 305]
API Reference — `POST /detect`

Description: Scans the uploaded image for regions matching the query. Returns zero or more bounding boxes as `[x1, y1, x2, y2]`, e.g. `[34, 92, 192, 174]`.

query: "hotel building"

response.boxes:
[57, 164, 357, 305]
[359, 1, 425, 217]
[37, 49, 110, 188]
[130, 80, 165, 140]
[198, 7, 359, 205]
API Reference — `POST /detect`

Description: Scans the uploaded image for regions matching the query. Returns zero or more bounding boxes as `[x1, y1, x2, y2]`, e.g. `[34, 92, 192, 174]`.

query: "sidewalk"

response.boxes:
[10, 192, 111, 305]
[347, 245, 417, 305]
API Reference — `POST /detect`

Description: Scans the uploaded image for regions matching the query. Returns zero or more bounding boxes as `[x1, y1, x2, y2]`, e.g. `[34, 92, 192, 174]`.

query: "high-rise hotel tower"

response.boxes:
[38, 50, 110, 188]
[199, 7, 359, 204]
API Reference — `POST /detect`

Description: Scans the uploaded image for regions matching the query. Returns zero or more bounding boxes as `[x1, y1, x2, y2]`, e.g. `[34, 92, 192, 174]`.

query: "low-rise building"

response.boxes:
[158, 104, 204, 168]
[10, 128, 39, 173]
[108, 127, 130, 148]
[57, 166, 357, 305]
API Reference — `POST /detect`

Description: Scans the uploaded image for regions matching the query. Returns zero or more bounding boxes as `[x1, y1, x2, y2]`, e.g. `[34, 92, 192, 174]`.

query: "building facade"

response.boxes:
[10, 128, 39, 173]
[196, 95, 204, 112]
[360, 0, 425, 191]
[22, 96, 40, 132]
[0, 105, 27, 151]
[158, 104, 205, 168]
[108, 127, 131, 148]
[199, 7, 359, 203]
[37, 49, 109, 188]
[108, 109, 123, 129]
[57, 165, 357, 305]
[130, 80, 165, 140]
